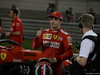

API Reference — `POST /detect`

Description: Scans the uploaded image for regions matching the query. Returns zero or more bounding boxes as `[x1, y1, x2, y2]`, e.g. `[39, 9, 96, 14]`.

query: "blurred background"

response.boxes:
[0, 0, 100, 51]
[0, 0, 100, 22]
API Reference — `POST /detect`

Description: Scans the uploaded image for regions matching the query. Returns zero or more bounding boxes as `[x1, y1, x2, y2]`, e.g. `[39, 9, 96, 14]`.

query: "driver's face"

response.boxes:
[49, 17, 62, 30]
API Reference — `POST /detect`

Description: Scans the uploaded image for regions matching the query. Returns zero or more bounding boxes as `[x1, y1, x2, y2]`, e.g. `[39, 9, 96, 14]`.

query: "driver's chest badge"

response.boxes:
[1, 53, 6, 60]
[53, 35, 57, 40]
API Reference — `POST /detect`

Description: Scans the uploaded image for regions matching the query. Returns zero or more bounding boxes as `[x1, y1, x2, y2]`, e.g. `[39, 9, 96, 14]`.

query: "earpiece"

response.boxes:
[79, 23, 83, 28]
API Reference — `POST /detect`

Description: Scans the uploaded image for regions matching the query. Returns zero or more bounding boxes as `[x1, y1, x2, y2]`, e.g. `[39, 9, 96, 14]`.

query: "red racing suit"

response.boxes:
[10, 17, 23, 46]
[32, 27, 73, 75]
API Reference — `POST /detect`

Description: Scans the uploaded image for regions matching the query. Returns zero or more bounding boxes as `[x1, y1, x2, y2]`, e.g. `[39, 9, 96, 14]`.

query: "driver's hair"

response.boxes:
[81, 14, 94, 28]
[10, 8, 18, 16]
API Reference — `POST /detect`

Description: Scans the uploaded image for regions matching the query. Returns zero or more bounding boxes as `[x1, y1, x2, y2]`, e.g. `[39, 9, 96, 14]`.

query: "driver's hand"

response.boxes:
[36, 28, 42, 38]
[48, 58, 56, 64]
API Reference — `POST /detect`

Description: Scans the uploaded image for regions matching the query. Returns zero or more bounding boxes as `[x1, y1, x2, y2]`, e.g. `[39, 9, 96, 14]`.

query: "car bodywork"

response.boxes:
[0, 39, 70, 75]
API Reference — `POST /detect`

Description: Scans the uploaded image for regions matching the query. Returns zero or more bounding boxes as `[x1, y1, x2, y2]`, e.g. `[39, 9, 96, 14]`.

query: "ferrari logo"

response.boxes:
[53, 35, 57, 40]
[1, 53, 6, 60]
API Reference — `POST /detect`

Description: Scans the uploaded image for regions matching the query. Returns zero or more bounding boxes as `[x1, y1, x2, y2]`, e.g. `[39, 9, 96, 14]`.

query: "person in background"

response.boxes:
[47, 2, 55, 16]
[5, 8, 23, 46]
[32, 11, 73, 75]
[65, 7, 76, 22]
[73, 14, 97, 75]
[88, 8, 97, 24]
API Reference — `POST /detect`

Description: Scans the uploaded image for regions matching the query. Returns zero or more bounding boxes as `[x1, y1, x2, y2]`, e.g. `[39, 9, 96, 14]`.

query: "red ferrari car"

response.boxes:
[0, 39, 71, 75]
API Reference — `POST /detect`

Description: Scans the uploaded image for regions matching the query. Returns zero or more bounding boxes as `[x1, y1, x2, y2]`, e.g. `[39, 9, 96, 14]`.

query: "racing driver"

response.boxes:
[32, 11, 73, 75]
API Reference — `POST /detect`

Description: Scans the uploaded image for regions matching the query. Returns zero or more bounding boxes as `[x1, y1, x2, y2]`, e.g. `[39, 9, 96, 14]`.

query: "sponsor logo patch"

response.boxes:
[67, 36, 72, 45]
[43, 34, 52, 39]
[48, 34, 52, 38]
[13, 59, 22, 62]
[54, 12, 57, 14]
[16, 23, 20, 26]
[53, 35, 57, 40]
[43, 41, 60, 48]
[43, 34, 47, 38]
[67, 36, 72, 42]
[58, 36, 63, 41]
[1, 53, 6, 60]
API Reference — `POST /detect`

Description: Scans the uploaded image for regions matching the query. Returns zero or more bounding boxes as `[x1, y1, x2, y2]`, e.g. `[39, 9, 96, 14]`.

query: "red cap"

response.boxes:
[48, 11, 63, 21]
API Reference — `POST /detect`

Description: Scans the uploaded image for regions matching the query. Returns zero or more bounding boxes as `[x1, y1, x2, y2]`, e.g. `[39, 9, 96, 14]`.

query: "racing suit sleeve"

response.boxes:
[32, 31, 43, 50]
[15, 22, 23, 33]
[55, 34, 73, 62]
[10, 22, 22, 35]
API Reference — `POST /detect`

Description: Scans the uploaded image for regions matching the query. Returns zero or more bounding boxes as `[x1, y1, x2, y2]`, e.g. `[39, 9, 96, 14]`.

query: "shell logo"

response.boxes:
[43, 34, 47, 38]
